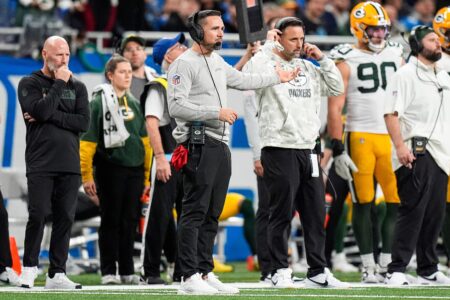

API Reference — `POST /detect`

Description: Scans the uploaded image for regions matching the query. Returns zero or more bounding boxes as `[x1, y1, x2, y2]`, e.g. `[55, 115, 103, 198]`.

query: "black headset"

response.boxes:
[188, 11, 204, 43]
[409, 25, 431, 55]
[188, 10, 222, 44]
[274, 17, 306, 50]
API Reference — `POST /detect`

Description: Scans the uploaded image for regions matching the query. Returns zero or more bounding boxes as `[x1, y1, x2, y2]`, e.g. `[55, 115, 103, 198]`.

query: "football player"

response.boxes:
[327, 1, 403, 283]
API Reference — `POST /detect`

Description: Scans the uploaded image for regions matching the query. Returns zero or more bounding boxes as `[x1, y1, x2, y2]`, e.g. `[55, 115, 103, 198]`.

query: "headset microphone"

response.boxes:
[213, 42, 222, 50]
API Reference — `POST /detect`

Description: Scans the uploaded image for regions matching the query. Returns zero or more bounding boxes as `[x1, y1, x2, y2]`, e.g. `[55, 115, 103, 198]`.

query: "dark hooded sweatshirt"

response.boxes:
[17, 70, 90, 175]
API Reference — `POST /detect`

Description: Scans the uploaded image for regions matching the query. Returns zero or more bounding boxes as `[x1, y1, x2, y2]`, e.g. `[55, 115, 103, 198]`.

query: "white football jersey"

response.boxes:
[330, 42, 404, 133]
[437, 52, 450, 74]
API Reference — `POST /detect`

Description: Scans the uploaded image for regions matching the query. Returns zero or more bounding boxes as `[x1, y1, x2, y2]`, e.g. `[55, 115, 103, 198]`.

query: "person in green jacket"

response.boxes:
[80, 54, 152, 285]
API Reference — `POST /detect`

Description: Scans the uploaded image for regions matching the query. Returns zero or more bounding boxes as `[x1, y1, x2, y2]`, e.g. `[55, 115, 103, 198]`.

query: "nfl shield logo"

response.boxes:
[172, 74, 181, 85]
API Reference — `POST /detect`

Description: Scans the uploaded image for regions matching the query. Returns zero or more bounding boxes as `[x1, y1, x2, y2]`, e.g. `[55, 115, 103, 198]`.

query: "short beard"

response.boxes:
[421, 48, 442, 62]
[47, 61, 56, 72]
[201, 41, 221, 52]
[131, 62, 142, 71]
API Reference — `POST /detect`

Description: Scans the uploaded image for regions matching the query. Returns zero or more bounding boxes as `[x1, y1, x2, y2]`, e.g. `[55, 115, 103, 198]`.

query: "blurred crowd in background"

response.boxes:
[0, 0, 448, 39]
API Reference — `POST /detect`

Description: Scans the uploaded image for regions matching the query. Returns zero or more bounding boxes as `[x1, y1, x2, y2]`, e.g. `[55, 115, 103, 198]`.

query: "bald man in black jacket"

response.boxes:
[17, 36, 89, 289]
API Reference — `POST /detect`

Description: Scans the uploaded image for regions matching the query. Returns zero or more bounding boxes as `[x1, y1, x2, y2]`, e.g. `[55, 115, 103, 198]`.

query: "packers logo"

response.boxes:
[120, 105, 135, 121]
[288, 72, 307, 87]
[353, 8, 365, 19]
[434, 14, 444, 23]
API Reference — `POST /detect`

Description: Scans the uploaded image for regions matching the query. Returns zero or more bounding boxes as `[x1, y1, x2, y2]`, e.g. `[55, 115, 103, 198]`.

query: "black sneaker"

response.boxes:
[139, 275, 167, 285]
[260, 273, 271, 284]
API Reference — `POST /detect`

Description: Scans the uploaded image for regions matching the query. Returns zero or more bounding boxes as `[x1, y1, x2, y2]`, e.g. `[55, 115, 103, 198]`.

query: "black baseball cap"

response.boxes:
[119, 35, 146, 55]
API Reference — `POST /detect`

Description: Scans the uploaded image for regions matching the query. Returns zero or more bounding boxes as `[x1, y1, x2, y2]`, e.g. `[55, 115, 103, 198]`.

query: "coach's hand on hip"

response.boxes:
[396, 143, 415, 169]
[219, 108, 238, 125]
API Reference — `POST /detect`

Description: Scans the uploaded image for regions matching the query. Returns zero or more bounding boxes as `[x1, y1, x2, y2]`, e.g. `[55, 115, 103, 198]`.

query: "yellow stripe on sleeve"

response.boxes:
[80, 140, 97, 183]
[142, 137, 153, 185]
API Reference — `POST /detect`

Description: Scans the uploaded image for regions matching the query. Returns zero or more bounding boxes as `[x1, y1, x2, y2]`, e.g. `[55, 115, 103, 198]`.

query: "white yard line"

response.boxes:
[1, 290, 450, 299]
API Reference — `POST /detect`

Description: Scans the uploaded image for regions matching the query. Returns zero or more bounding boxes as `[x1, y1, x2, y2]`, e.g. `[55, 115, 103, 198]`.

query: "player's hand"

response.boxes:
[396, 143, 415, 169]
[54, 65, 72, 82]
[275, 62, 300, 83]
[303, 43, 324, 61]
[219, 108, 238, 125]
[254, 160, 264, 177]
[334, 152, 358, 181]
[246, 41, 261, 57]
[155, 154, 172, 183]
[23, 112, 36, 123]
[83, 180, 97, 197]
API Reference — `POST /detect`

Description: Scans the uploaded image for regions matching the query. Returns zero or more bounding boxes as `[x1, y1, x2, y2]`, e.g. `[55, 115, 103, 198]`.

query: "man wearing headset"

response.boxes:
[384, 25, 450, 285]
[243, 17, 348, 288]
[434, 6, 450, 274]
[167, 9, 298, 295]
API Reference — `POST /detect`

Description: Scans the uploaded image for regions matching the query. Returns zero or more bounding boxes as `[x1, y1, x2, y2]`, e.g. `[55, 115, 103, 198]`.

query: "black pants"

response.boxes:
[23, 173, 80, 275]
[388, 152, 448, 276]
[178, 137, 231, 279]
[255, 176, 271, 276]
[96, 159, 144, 276]
[0, 190, 12, 273]
[262, 147, 327, 278]
[324, 162, 349, 267]
[143, 165, 183, 277]
[74, 192, 100, 221]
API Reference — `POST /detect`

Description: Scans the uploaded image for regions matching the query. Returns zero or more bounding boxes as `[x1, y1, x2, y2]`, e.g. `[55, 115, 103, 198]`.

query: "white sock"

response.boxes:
[360, 253, 376, 268]
[379, 252, 391, 268]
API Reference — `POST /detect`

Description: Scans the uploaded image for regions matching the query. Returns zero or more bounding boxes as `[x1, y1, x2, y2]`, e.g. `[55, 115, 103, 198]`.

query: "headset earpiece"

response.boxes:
[409, 25, 427, 55]
[188, 12, 204, 43]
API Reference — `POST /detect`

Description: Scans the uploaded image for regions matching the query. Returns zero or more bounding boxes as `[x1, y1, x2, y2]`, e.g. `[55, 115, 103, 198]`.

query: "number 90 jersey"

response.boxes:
[329, 42, 403, 134]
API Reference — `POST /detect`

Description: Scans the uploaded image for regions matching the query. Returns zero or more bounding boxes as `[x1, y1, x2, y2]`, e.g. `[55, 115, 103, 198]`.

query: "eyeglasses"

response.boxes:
[124, 46, 144, 53]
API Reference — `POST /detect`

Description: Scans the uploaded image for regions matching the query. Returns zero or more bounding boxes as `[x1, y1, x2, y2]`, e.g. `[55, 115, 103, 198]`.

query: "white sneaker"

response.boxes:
[271, 268, 296, 288]
[405, 274, 418, 284]
[385, 272, 409, 286]
[44, 273, 82, 289]
[166, 263, 175, 282]
[376, 265, 388, 283]
[417, 271, 450, 285]
[19, 266, 39, 288]
[332, 253, 358, 273]
[178, 273, 218, 295]
[120, 274, 140, 284]
[0, 268, 20, 286]
[101, 274, 121, 285]
[204, 272, 239, 294]
[305, 268, 350, 288]
[362, 266, 378, 283]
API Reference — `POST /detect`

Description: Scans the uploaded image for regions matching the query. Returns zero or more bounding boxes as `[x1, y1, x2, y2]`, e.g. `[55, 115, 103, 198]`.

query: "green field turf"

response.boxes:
[1, 263, 450, 300]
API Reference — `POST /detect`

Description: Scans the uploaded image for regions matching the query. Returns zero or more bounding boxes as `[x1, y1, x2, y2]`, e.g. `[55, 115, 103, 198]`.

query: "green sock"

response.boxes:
[374, 201, 386, 252]
[240, 199, 257, 255]
[381, 203, 398, 253]
[352, 202, 373, 255]
[334, 203, 348, 253]
[443, 203, 450, 262]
